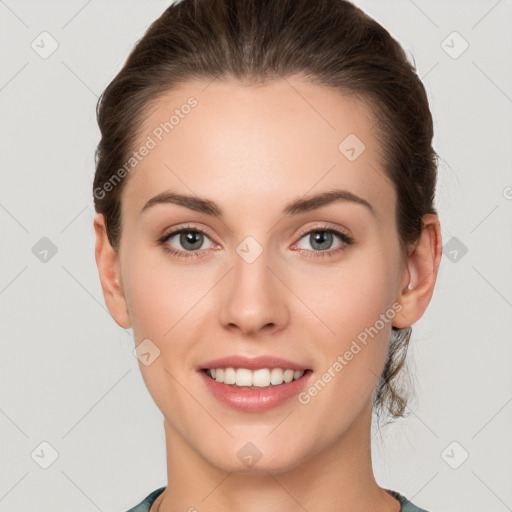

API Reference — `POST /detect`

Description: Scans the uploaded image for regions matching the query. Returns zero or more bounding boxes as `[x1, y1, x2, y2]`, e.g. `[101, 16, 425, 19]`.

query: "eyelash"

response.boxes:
[157, 223, 354, 260]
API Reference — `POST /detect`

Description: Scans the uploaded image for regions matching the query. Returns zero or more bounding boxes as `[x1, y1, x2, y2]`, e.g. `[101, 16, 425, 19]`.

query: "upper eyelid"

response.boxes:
[161, 224, 213, 241]
[295, 223, 351, 239]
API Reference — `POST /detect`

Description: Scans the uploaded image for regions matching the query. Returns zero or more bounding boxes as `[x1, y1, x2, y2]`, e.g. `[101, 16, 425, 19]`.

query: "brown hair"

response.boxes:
[93, 0, 438, 422]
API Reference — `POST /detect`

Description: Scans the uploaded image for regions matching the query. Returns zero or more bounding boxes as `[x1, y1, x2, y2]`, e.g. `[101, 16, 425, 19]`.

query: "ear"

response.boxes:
[93, 213, 132, 329]
[392, 214, 442, 328]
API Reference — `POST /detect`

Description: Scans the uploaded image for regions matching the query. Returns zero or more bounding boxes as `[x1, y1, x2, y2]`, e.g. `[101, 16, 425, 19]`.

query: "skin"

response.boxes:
[94, 75, 442, 512]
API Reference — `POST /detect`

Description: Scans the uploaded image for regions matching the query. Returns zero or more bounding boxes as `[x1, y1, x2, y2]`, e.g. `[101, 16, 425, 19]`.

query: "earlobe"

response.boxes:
[93, 213, 132, 329]
[392, 214, 442, 329]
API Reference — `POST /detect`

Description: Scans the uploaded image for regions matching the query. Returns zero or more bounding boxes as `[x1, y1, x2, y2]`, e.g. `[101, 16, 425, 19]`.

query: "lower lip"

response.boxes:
[199, 370, 313, 412]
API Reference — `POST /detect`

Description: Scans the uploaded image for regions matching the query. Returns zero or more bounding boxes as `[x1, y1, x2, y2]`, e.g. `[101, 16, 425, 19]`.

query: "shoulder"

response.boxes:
[122, 487, 166, 512]
[386, 489, 431, 512]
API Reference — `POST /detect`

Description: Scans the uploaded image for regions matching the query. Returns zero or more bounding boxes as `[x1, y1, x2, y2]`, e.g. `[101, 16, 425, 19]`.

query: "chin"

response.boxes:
[204, 443, 309, 476]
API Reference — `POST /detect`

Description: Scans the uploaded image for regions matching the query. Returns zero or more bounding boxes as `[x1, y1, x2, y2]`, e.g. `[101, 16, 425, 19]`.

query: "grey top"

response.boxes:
[123, 486, 431, 511]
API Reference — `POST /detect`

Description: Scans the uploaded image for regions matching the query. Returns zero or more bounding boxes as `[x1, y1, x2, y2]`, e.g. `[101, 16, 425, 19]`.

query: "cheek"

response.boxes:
[299, 254, 396, 336]
[299, 275, 397, 420]
[120, 245, 215, 342]
[295, 249, 399, 389]
[120, 248, 205, 404]
[120, 245, 176, 338]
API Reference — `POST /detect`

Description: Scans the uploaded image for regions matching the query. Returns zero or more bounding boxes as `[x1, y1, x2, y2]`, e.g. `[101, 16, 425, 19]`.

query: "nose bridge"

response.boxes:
[219, 236, 289, 334]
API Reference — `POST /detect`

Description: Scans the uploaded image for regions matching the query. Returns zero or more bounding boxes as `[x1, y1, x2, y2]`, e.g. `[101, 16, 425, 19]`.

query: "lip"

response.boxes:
[199, 368, 313, 412]
[199, 355, 311, 371]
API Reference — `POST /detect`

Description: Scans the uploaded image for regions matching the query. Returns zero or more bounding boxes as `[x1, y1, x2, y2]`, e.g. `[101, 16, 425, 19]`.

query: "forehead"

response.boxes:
[122, 75, 394, 222]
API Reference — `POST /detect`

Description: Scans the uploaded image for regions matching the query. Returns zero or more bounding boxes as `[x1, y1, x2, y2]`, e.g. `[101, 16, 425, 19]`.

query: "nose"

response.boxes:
[218, 247, 290, 337]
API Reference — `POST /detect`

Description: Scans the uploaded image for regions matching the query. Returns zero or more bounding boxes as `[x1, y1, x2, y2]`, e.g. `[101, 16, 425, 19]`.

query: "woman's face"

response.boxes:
[100, 75, 413, 473]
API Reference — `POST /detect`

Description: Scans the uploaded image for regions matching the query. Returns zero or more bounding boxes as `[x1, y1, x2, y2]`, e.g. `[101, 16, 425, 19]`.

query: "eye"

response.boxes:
[157, 224, 216, 259]
[293, 225, 354, 258]
[157, 223, 354, 260]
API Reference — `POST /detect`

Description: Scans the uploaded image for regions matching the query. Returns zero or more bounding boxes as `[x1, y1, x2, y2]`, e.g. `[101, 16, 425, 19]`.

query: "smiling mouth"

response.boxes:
[201, 368, 313, 389]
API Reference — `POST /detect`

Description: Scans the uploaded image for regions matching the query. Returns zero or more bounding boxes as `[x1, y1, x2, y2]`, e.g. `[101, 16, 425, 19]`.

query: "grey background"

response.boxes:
[1, 0, 511, 511]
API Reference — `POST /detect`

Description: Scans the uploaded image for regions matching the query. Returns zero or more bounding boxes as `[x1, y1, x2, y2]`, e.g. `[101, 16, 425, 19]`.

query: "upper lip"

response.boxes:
[199, 355, 311, 371]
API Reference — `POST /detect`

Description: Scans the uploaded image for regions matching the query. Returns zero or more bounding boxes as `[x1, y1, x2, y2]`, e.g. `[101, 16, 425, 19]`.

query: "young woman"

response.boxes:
[93, 0, 442, 510]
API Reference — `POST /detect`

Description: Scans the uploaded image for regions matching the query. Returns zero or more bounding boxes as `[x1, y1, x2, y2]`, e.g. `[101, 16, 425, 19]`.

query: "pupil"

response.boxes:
[181, 231, 202, 250]
[312, 231, 332, 250]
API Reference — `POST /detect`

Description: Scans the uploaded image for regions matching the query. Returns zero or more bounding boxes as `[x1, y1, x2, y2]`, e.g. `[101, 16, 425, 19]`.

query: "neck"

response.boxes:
[154, 401, 400, 512]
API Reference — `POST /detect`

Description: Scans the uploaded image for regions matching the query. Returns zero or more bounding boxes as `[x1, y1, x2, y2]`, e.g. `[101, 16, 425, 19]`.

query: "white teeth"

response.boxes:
[206, 367, 306, 387]
[223, 367, 236, 384]
[236, 368, 253, 386]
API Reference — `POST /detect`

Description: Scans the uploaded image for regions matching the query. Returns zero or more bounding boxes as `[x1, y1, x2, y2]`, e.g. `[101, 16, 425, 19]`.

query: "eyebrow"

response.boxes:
[140, 188, 376, 217]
